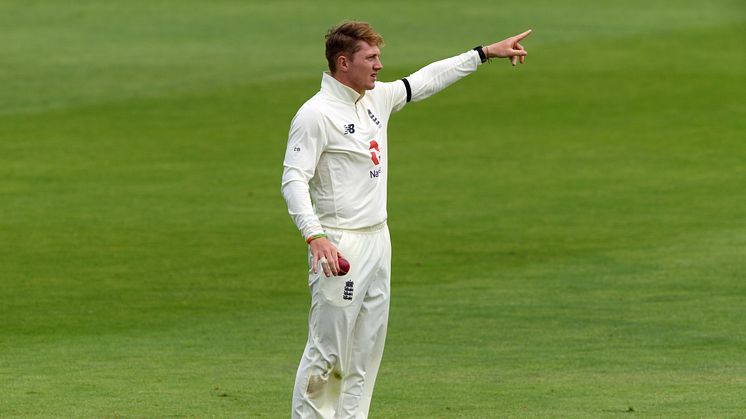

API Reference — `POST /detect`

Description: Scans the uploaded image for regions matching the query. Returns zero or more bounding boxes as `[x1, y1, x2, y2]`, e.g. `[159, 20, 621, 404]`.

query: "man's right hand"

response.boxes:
[310, 237, 343, 277]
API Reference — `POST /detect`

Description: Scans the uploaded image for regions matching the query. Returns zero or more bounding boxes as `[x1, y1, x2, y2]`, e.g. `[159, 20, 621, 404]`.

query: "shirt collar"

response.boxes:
[321, 72, 365, 104]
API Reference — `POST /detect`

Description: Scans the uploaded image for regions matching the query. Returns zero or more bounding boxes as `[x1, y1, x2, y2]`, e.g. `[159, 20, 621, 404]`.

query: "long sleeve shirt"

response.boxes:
[282, 49, 482, 241]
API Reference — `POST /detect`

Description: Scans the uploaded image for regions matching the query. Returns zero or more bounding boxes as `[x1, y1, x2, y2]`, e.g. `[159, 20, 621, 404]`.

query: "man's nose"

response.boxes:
[374, 59, 383, 70]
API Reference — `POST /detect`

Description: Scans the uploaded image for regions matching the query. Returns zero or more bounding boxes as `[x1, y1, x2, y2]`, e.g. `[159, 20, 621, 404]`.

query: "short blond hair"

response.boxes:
[325, 21, 384, 73]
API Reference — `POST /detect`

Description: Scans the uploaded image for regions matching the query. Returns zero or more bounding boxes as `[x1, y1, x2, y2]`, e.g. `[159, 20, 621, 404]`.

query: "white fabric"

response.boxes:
[406, 50, 482, 102]
[281, 50, 481, 240]
[292, 225, 391, 419]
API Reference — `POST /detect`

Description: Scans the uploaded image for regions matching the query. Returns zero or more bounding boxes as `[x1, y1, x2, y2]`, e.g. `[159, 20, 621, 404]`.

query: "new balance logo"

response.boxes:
[343, 124, 355, 134]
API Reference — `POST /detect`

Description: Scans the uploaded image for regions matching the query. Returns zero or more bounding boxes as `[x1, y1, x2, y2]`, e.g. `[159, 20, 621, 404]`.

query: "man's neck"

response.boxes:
[331, 72, 363, 95]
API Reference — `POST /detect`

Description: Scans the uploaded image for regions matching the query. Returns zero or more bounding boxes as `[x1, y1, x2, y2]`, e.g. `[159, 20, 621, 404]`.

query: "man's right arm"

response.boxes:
[281, 107, 343, 276]
[281, 107, 326, 241]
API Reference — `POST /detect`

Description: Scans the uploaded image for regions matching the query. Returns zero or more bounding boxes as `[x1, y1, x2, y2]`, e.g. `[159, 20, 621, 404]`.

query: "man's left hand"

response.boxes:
[484, 29, 532, 66]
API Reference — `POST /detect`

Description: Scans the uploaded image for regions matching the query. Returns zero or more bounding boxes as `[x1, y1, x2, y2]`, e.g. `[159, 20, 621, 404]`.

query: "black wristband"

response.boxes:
[473, 45, 488, 63]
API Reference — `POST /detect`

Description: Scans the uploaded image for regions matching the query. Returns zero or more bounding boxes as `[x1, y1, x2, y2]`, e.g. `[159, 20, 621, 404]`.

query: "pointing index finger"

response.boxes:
[513, 29, 533, 42]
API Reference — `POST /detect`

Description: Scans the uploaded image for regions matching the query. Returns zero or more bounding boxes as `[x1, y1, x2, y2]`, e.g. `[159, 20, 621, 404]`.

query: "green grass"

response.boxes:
[1, 0, 745, 417]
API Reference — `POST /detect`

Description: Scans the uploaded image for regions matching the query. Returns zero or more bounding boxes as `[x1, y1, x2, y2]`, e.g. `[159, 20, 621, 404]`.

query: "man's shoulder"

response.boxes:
[291, 93, 330, 129]
[367, 80, 406, 104]
[294, 93, 325, 117]
[372, 79, 405, 92]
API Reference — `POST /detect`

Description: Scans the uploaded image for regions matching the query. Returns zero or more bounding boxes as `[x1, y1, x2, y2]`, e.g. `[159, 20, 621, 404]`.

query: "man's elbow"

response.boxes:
[281, 178, 308, 203]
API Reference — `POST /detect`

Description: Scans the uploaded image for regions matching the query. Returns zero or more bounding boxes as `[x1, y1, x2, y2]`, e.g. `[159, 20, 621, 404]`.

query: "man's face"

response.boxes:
[345, 41, 383, 92]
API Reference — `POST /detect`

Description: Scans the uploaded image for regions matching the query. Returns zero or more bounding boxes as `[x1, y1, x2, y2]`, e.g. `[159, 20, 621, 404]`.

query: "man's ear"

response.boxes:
[337, 54, 350, 73]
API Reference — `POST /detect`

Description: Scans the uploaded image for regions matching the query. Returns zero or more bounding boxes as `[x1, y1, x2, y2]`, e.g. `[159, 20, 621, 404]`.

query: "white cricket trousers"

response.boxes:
[292, 222, 391, 419]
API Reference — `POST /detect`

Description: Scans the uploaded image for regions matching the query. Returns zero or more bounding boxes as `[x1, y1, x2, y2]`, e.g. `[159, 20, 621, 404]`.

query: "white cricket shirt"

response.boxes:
[282, 50, 481, 240]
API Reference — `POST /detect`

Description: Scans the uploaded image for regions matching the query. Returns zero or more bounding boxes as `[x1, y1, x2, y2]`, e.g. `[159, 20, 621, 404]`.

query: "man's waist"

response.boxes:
[322, 219, 387, 233]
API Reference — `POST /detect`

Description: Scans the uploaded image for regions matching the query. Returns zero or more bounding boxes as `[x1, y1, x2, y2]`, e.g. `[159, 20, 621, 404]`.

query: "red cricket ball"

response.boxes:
[338, 256, 350, 276]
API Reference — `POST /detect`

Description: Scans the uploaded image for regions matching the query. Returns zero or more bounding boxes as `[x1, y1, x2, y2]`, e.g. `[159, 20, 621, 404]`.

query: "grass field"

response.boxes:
[1, 1, 745, 417]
